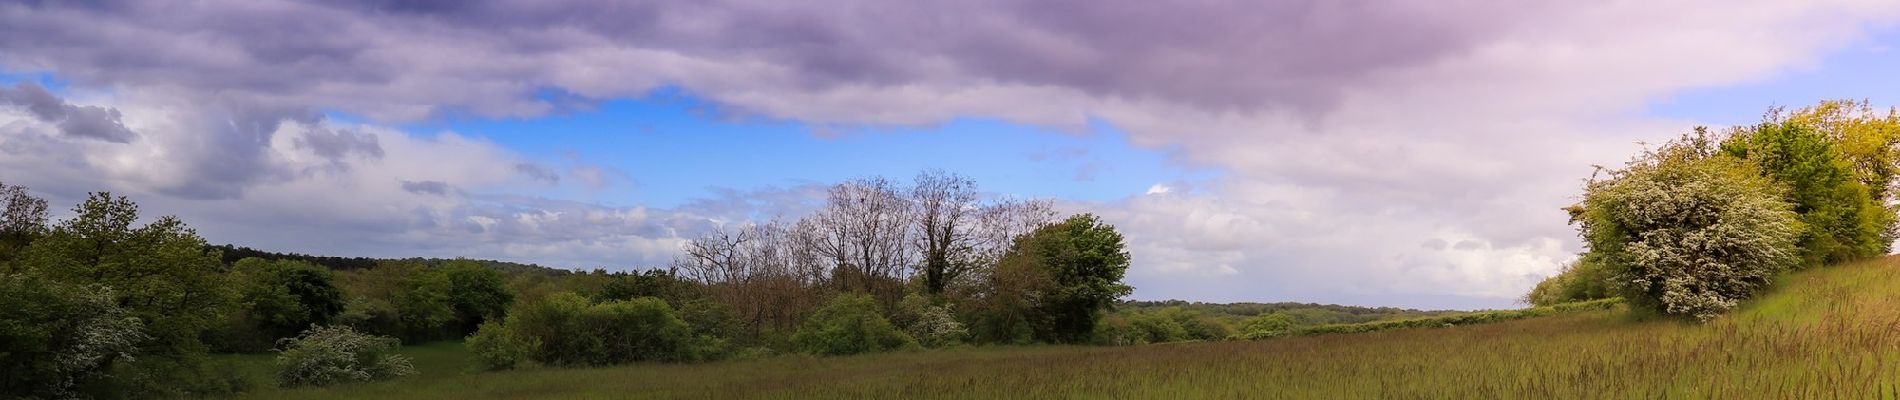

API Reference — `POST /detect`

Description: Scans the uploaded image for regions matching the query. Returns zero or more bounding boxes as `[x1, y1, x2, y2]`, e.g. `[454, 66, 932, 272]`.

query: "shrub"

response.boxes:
[791, 293, 915, 355]
[273, 325, 414, 388]
[1091, 314, 1142, 345]
[465, 320, 537, 371]
[675, 298, 739, 359]
[895, 294, 969, 348]
[1166, 308, 1232, 341]
[508, 293, 694, 366]
[1127, 311, 1188, 344]
[1236, 313, 1294, 340]
[1523, 257, 1615, 307]
[1574, 143, 1802, 320]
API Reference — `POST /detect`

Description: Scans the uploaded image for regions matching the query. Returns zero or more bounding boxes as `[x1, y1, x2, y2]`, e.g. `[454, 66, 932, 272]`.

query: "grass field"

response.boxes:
[225, 256, 1900, 399]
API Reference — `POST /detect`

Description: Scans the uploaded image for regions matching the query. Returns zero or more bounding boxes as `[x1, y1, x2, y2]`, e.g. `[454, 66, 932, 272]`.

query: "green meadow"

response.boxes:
[223, 256, 1900, 399]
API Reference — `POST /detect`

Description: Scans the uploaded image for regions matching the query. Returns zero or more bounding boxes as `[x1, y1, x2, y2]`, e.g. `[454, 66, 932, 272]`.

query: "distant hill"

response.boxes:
[206, 244, 574, 276]
[1116, 299, 1463, 326]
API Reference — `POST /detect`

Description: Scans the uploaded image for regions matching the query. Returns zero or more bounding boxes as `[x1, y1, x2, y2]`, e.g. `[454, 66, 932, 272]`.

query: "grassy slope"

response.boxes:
[229, 256, 1900, 399]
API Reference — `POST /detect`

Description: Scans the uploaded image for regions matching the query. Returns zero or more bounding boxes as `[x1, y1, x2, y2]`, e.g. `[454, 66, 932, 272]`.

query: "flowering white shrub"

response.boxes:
[910, 303, 970, 348]
[1574, 147, 1802, 321]
[274, 325, 415, 387]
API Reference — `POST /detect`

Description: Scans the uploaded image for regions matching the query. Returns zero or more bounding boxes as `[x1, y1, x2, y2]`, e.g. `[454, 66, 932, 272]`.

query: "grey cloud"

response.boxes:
[0, 82, 136, 143]
[401, 180, 454, 196]
[297, 127, 384, 161]
[0, 1, 1541, 121]
[513, 163, 559, 183]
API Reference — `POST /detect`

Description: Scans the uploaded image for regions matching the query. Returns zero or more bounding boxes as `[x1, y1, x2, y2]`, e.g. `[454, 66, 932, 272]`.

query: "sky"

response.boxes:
[3, 1, 1900, 310]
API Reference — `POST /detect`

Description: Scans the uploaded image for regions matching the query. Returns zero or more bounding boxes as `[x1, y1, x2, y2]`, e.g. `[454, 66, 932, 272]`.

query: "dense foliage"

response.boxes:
[1522, 257, 1614, 307]
[791, 293, 916, 355]
[1557, 101, 1900, 321]
[0, 171, 1145, 396]
[990, 214, 1133, 344]
[0, 274, 145, 399]
[504, 293, 696, 366]
[1576, 142, 1802, 320]
[217, 258, 348, 352]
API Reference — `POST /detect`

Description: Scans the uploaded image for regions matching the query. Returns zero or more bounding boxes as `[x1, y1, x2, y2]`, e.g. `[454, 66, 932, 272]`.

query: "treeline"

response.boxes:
[470, 170, 1138, 370]
[0, 170, 1141, 398]
[1529, 100, 1900, 320]
[210, 244, 571, 276]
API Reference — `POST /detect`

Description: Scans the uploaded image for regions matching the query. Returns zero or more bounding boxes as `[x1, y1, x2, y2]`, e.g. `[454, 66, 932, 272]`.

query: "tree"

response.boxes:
[1236, 313, 1294, 340]
[0, 181, 49, 262]
[802, 177, 912, 298]
[1573, 140, 1803, 321]
[0, 273, 145, 399]
[1721, 122, 1890, 266]
[438, 260, 514, 335]
[221, 258, 347, 352]
[393, 267, 455, 342]
[910, 170, 980, 295]
[995, 214, 1133, 344]
[15, 192, 236, 358]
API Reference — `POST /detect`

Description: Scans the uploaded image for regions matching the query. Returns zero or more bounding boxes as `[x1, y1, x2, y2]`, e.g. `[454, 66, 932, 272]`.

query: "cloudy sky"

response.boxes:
[4, 1, 1899, 309]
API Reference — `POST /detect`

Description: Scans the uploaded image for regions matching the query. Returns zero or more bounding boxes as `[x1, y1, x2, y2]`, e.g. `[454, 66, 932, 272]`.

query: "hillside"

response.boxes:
[225, 256, 1900, 399]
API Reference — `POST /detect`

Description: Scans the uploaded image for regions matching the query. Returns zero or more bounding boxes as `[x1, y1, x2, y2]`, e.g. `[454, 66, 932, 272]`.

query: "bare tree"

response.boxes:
[910, 170, 980, 295]
[0, 181, 49, 238]
[804, 177, 912, 296]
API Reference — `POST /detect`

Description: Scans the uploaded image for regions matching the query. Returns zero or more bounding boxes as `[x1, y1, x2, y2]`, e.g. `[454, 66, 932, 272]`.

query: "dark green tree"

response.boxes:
[221, 258, 346, 351]
[438, 260, 514, 335]
[1722, 122, 1892, 266]
[996, 213, 1133, 344]
[0, 273, 145, 399]
[13, 192, 239, 396]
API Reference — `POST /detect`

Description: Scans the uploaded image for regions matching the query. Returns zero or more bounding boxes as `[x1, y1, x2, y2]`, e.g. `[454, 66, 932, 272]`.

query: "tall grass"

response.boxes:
[228, 256, 1900, 399]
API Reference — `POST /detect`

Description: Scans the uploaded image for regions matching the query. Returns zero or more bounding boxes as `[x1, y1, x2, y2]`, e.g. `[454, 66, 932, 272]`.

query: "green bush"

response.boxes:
[1523, 257, 1615, 307]
[1126, 311, 1188, 344]
[1091, 314, 1142, 345]
[273, 325, 414, 388]
[1574, 141, 1803, 321]
[508, 293, 695, 366]
[895, 294, 968, 348]
[1235, 313, 1294, 340]
[791, 293, 915, 355]
[465, 320, 538, 371]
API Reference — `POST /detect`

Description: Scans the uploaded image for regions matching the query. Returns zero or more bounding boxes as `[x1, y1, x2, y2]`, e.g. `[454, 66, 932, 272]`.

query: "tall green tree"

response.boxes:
[1721, 122, 1890, 266]
[221, 258, 346, 351]
[995, 213, 1133, 344]
[13, 192, 238, 396]
[438, 260, 514, 335]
